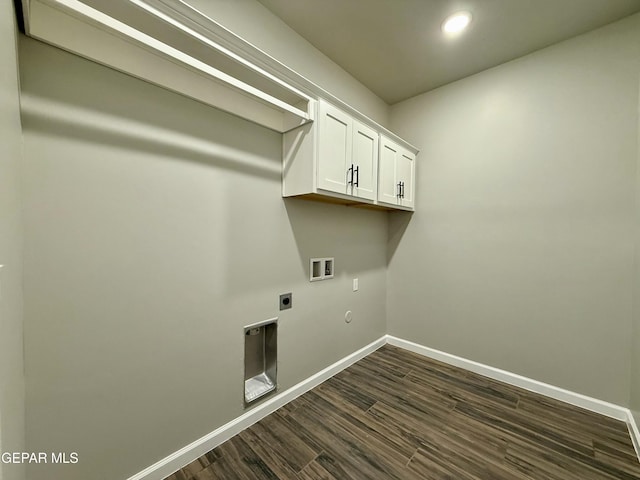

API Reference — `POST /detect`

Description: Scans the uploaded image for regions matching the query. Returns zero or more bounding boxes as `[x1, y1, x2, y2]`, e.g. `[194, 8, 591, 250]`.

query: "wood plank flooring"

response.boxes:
[165, 345, 640, 479]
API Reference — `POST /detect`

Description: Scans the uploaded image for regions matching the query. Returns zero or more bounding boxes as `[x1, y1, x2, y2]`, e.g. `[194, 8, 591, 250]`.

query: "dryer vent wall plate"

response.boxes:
[310, 257, 334, 281]
[244, 318, 277, 405]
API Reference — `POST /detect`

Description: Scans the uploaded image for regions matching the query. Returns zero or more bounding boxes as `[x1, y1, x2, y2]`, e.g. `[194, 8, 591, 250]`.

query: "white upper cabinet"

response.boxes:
[283, 100, 416, 210]
[377, 136, 416, 210]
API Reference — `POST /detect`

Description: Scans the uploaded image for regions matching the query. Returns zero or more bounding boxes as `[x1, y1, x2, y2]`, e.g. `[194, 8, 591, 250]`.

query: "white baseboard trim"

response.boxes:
[627, 410, 640, 460]
[386, 335, 629, 422]
[126, 336, 386, 480]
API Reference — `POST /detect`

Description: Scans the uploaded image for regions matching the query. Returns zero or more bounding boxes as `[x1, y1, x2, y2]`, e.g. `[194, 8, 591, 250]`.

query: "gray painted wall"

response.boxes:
[0, 5, 25, 480]
[19, 36, 387, 480]
[186, 0, 390, 127]
[388, 14, 640, 406]
[633, 71, 640, 424]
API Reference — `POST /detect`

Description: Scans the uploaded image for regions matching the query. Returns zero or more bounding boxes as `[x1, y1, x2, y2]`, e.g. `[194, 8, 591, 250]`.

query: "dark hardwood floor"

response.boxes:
[165, 345, 640, 479]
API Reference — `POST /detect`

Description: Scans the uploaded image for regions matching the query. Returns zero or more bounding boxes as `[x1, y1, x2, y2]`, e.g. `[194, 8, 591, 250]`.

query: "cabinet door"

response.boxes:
[397, 148, 415, 209]
[378, 137, 399, 205]
[317, 101, 352, 195]
[352, 121, 378, 201]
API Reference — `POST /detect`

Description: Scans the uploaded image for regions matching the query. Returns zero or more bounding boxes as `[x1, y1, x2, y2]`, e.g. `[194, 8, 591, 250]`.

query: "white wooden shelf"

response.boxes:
[20, 0, 315, 132]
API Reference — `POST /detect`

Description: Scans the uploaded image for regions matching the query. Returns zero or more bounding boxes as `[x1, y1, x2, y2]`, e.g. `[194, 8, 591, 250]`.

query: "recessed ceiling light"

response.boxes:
[442, 11, 472, 35]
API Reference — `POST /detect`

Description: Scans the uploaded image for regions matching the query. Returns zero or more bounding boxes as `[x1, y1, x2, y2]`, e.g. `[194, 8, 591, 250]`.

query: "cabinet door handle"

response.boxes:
[347, 165, 354, 186]
[354, 166, 359, 187]
[401, 181, 405, 199]
[397, 182, 402, 198]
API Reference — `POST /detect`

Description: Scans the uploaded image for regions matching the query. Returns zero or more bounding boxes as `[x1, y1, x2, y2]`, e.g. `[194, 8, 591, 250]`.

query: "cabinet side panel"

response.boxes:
[283, 122, 315, 196]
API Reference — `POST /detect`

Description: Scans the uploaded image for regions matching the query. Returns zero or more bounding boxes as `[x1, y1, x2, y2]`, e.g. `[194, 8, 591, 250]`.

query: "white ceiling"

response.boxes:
[256, 0, 640, 104]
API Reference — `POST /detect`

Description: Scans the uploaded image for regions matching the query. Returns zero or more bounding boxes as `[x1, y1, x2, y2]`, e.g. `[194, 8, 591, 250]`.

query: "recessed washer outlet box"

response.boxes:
[279, 293, 292, 310]
[310, 257, 334, 281]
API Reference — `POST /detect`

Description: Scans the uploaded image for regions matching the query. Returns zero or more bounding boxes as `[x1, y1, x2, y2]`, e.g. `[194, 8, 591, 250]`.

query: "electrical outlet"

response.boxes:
[279, 293, 292, 310]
